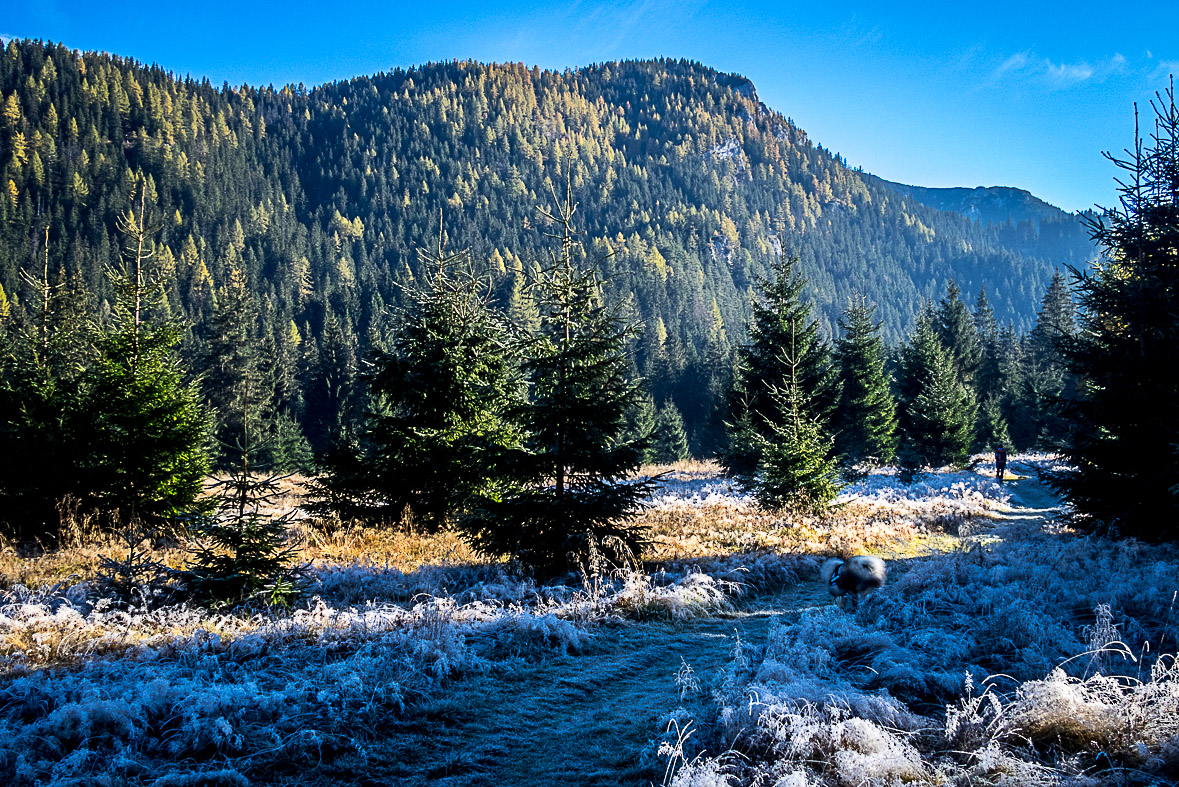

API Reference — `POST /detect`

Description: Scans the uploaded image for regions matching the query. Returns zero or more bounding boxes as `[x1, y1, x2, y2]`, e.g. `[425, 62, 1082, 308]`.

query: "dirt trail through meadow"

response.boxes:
[304, 472, 1058, 787]
[303, 581, 828, 787]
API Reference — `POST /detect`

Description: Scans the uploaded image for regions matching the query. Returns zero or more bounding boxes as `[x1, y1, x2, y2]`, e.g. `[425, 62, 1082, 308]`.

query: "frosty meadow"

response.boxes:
[2, 457, 1178, 785]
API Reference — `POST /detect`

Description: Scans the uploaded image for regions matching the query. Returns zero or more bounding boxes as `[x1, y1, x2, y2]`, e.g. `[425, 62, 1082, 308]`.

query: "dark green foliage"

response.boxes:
[1050, 86, 1179, 541]
[76, 190, 210, 524]
[897, 316, 976, 472]
[653, 401, 691, 464]
[720, 394, 765, 485]
[311, 228, 520, 529]
[0, 248, 95, 539]
[185, 467, 304, 606]
[833, 296, 897, 465]
[628, 393, 659, 464]
[895, 307, 940, 436]
[753, 344, 841, 512]
[265, 413, 316, 473]
[732, 255, 839, 429]
[900, 341, 977, 471]
[994, 324, 1035, 450]
[973, 287, 1002, 398]
[1023, 271, 1078, 448]
[199, 267, 271, 467]
[722, 255, 838, 477]
[461, 187, 653, 573]
[974, 395, 1013, 453]
[935, 281, 983, 386]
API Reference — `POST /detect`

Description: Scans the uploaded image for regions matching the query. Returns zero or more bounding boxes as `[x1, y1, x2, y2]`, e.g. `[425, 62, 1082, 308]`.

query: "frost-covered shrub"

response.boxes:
[612, 570, 735, 620]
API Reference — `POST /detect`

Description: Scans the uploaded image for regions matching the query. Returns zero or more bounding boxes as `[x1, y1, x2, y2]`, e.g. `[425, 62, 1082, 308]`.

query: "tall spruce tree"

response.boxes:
[0, 231, 95, 539]
[1051, 86, 1179, 540]
[995, 323, 1035, 450]
[1024, 271, 1077, 448]
[895, 305, 940, 439]
[653, 401, 691, 464]
[312, 221, 520, 529]
[897, 311, 977, 473]
[935, 281, 983, 386]
[973, 287, 1002, 397]
[461, 182, 654, 573]
[833, 295, 898, 466]
[971, 287, 1012, 451]
[627, 393, 659, 465]
[722, 254, 838, 479]
[899, 341, 977, 471]
[754, 318, 842, 511]
[200, 266, 269, 467]
[77, 181, 210, 524]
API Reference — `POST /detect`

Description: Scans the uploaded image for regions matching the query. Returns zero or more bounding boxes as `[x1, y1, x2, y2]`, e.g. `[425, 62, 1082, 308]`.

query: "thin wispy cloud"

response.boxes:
[996, 51, 1030, 75]
[0, 34, 13, 45]
[1151, 60, 1179, 81]
[993, 51, 1127, 88]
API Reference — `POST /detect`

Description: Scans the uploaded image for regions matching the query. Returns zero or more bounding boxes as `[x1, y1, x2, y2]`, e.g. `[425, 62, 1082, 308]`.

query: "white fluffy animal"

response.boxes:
[820, 555, 886, 610]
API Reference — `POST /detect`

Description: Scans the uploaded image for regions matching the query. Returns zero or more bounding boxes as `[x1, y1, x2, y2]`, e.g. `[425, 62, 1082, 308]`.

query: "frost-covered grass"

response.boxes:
[659, 460, 1179, 786]
[0, 479, 781, 786]
[6, 456, 1174, 785]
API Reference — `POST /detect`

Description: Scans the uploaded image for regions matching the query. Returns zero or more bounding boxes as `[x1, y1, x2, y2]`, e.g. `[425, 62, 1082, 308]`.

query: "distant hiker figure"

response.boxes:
[995, 446, 1007, 483]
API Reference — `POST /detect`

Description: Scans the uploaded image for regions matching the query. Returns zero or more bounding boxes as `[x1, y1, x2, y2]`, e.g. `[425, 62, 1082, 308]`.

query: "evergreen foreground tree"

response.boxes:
[1050, 86, 1179, 540]
[754, 327, 841, 512]
[0, 235, 94, 539]
[78, 184, 209, 524]
[186, 417, 305, 607]
[833, 295, 897, 466]
[722, 254, 838, 479]
[310, 223, 519, 529]
[899, 342, 977, 472]
[461, 184, 654, 573]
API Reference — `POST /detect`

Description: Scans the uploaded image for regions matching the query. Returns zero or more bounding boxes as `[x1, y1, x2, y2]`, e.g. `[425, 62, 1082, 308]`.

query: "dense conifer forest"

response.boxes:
[0, 39, 1096, 463]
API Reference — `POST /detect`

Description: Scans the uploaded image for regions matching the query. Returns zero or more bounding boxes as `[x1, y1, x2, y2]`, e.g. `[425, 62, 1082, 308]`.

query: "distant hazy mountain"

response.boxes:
[868, 175, 1083, 228]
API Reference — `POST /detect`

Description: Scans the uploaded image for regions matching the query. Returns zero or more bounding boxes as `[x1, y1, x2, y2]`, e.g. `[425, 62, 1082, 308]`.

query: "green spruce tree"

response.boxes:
[1024, 271, 1077, 448]
[312, 220, 520, 529]
[0, 230, 95, 539]
[833, 295, 898, 466]
[653, 401, 691, 464]
[200, 266, 270, 467]
[77, 182, 210, 525]
[627, 392, 659, 465]
[461, 181, 654, 573]
[723, 254, 838, 477]
[899, 340, 977, 472]
[935, 281, 983, 386]
[754, 320, 841, 512]
[1051, 86, 1179, 540]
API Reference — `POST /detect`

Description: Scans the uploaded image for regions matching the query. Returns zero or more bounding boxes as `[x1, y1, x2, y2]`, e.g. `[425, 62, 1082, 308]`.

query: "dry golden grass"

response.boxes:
[1, 461, 993, 591]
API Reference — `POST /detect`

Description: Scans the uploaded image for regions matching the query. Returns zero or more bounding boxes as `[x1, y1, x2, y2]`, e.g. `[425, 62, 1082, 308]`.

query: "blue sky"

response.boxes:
[6, 1, 1177, 212]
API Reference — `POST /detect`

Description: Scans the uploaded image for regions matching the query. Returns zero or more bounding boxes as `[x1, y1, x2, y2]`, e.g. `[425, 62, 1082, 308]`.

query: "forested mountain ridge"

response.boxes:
[869, 174, 1088, 229]
[0, 40, 1093, 453]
